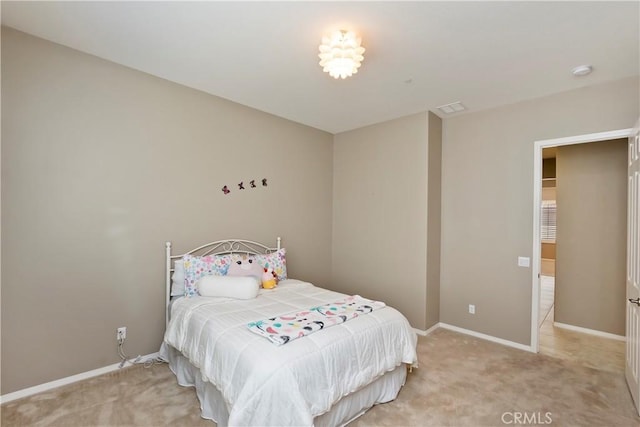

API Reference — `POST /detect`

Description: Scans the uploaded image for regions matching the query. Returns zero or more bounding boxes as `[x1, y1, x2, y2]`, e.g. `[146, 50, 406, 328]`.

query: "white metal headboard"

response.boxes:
[164, 237, 281, 328]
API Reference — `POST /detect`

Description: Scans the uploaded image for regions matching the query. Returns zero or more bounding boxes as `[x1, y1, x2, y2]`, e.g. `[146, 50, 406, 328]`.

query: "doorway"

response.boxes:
[531, 128, 633, 359]
[538, 140, 628, 373]
[538, 150, 556, 329]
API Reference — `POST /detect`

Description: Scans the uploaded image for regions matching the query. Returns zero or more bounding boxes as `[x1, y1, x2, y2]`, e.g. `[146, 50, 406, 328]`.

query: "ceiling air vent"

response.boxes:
[436, 101, 466, 114]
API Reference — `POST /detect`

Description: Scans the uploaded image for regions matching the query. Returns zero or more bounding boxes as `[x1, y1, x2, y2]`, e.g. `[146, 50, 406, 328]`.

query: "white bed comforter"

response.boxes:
[163, 280, 418, 426]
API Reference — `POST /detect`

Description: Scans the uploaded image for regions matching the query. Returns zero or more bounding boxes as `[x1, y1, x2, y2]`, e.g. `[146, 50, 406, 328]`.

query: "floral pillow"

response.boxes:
[255, 248, 287, 281]
[183, 253, 232, 297]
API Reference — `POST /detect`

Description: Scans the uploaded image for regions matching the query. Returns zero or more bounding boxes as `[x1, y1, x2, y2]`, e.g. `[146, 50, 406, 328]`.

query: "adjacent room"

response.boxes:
[538, 140, 628, 373]
[2, 1, 639, 426]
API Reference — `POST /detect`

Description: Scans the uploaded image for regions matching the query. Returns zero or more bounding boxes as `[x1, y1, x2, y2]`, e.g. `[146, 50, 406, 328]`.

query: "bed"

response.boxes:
[160, 238, 418, 426]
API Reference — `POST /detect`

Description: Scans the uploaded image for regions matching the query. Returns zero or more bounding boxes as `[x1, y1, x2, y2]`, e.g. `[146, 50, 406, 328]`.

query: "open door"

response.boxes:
[626, 118, 640, 416]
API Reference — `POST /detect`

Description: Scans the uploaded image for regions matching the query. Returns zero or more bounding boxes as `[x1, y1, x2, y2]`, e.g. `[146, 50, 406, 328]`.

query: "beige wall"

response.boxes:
[555, 139, 627, 335]
[441, 76, 639, 345]
[426, 112, 442, 329]
[3, 25, 638, 395]
[1, 28, 334, 394]
[332, 113, 430, 329]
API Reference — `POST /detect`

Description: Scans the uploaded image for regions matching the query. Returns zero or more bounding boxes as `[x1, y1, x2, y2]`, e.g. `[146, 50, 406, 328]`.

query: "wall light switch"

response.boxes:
[518, 256, 530, 267]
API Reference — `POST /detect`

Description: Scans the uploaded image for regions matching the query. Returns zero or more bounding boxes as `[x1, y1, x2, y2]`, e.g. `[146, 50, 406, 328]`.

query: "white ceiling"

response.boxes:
[2, 1, 639, 134]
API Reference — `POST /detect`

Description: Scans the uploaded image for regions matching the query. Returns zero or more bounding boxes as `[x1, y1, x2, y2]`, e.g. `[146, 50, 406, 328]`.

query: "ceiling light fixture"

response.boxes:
[318, 30, 365, 79]
[572, 65, 593, 77]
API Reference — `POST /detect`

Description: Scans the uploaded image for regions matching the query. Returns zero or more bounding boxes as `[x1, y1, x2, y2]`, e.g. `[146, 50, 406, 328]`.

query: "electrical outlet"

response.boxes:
[518, 256, 530, 267]
[117, 327, 127, 341]
[468, 304, 476, 314]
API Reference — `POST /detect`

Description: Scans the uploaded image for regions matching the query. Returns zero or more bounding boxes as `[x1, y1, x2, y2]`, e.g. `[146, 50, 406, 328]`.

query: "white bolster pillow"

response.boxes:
[196, 275, 259, 299]
[171, 260, 186, 297]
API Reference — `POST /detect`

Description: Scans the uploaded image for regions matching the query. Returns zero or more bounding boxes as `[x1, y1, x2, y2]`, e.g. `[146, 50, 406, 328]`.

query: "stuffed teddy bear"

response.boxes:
[261, 267, 278, 289]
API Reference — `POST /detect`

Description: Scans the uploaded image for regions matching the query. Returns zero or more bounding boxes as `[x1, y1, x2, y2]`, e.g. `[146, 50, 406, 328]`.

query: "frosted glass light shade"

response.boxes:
[318, 30, 365, 79]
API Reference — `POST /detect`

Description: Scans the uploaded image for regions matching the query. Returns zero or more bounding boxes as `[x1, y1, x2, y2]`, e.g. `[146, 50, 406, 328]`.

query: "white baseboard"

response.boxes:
[413, 323, 440, 336]
[0, 352, 160, 404]
[438, 323, 535, 353]
[553, 322, 626, 341]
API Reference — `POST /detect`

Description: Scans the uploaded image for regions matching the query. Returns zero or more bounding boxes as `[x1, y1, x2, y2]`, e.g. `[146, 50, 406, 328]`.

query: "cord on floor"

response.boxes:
[117, 337, 166, 369]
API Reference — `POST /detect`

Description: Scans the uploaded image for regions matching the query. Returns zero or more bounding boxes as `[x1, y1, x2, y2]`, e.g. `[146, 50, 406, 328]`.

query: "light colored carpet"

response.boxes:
[539, 308, 626, 375]
[2, 329, 639, 426]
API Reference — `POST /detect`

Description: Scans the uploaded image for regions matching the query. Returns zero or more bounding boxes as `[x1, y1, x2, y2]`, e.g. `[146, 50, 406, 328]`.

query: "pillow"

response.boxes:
[183, 254, 232, 297]
[170, 259, 186, 297]
[227, 254, 264, 279]
[197, 275, 259, 299]
[255, 248, 287, 281]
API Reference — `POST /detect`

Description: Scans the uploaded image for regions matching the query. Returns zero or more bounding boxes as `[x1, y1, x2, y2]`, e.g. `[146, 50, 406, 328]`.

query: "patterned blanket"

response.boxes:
[247, 295, 386, 345]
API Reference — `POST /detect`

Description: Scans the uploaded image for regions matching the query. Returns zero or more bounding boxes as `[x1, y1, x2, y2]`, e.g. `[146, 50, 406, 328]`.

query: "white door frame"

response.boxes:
[531, 128, 633, 351]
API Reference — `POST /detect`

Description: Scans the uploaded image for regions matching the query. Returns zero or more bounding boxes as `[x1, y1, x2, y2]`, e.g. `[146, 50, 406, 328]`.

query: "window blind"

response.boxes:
[541, 200, 556, 241]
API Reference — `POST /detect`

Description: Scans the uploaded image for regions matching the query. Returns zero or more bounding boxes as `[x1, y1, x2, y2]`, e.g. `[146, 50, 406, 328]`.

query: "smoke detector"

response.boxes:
[572, 65, 593, 77]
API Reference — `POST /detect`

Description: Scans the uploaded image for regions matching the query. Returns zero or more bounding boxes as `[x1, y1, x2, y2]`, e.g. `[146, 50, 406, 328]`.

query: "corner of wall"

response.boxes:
[426, 112, 443, 329]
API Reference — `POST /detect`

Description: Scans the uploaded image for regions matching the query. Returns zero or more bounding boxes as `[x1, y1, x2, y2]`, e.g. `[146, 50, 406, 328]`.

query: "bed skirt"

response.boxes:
[160, 342, 408, 426]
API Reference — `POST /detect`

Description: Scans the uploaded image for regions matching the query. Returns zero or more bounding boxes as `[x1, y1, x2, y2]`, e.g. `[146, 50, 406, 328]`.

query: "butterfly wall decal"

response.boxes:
[222, 178, 268, 196]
